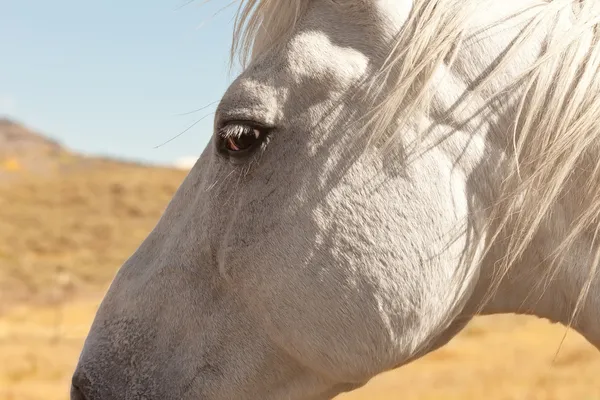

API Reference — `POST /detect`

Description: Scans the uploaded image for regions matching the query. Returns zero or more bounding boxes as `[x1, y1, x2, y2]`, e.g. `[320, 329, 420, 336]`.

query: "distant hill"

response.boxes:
[0, 120, 189, 310]
[0, 119, 160, 179]
[0, 118, 67, 177]
[0, 118, 62, 156]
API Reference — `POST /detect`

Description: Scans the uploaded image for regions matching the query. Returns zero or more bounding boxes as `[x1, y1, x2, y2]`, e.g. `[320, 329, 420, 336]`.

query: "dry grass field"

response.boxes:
[2, 120, 599, 400]
[2, 300, 600, 400]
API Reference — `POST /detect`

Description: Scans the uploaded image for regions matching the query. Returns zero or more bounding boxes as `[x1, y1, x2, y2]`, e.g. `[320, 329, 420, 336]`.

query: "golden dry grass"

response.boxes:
[1, 135, 599, 399]
[0, 161, 188, 308]
[2, 300, 600, 400]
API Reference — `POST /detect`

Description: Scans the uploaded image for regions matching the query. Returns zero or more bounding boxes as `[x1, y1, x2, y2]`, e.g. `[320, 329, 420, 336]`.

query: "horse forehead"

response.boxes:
[375, 0, 413, 28]
[285, 30, 369, 86]
[276, 0, 413, 82]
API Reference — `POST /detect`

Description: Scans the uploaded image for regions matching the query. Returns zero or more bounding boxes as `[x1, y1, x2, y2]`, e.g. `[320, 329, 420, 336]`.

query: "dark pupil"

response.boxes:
[230, 133, 255, 150]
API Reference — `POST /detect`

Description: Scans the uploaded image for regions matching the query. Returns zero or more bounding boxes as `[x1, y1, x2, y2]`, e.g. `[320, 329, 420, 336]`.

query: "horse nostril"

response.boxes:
[71, 383, 87, 400]
[71, 369, 91, 400]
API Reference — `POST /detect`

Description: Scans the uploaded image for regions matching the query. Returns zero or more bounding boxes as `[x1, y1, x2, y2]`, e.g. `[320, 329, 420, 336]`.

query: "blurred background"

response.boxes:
[1, 1, 599, 399]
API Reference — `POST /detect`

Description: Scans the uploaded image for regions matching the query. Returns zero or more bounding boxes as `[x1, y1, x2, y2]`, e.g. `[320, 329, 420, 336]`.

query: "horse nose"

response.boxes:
[71, 368, 91, 400]
[70, 382, 88, 400]
[70, 384, 87, 400]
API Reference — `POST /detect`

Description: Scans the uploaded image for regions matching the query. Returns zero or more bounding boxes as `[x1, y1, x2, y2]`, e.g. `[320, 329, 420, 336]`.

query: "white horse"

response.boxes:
[71, 0, 600, 399]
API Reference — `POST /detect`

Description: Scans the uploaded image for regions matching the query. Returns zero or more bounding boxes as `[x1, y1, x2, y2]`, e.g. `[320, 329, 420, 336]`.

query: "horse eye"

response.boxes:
[218, 123, 265, 156]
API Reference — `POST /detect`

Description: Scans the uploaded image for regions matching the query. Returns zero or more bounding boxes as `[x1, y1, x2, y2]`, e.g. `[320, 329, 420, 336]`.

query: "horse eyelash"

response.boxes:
[218, 123, 260, 139]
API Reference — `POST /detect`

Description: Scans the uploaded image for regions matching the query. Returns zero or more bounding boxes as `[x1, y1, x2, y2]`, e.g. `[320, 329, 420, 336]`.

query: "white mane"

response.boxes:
[231, 0, 600, 320]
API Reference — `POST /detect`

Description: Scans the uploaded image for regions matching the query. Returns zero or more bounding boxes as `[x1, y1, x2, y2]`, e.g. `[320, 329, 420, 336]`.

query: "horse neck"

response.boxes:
[434, 1, 600, 349]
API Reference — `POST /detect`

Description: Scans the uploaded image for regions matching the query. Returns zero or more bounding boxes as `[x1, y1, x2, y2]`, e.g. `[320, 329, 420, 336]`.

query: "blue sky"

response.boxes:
[0, 1, 240, 166]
